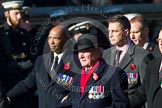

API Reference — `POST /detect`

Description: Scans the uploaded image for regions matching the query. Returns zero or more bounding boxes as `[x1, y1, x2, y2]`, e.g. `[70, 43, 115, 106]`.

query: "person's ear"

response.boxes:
[124, 29, 129, 36]
[144, 27, 149, 34]
[4, 11, 9, 18]
[122, 32, 126, 36]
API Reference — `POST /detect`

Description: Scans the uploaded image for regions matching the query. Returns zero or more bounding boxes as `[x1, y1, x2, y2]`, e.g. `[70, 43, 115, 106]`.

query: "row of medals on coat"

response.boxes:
[56, 73, 105, 99]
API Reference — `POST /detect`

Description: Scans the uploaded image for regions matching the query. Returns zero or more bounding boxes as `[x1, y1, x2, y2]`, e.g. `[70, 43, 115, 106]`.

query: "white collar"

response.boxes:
[51, 52, 63, 71]
[143, 42, 149, 49]
[53, 52, 63, 64]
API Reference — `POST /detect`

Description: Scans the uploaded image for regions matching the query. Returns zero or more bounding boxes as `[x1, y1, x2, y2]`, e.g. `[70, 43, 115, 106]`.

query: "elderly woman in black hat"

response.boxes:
[61, 34, 130, 108]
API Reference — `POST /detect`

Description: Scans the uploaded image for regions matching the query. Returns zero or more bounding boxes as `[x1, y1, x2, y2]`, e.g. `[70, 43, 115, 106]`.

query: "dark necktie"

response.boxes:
[50, 56, 59, 80]
[115, 50, 122, 66]
[54, 56, 59, 68]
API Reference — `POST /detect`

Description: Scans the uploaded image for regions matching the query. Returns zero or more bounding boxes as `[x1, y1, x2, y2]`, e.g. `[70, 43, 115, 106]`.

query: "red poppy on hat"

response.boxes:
[130, 64, 136, 71]
[64, 62, 70, 70]
[93, 72, 99, 80]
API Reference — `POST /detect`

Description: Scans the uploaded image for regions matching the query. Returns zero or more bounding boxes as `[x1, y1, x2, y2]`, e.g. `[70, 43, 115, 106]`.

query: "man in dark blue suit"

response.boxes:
[7, 24, 80, 108]
[61, 34, 130, 108]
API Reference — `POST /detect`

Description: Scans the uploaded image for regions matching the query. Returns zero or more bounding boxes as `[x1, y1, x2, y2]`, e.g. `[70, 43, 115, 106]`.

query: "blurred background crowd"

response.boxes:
[0, 0, 162, 8]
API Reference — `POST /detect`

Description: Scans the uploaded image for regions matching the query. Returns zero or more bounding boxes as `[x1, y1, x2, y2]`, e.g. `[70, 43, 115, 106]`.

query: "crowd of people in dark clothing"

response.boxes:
[0, 0, 162, 108]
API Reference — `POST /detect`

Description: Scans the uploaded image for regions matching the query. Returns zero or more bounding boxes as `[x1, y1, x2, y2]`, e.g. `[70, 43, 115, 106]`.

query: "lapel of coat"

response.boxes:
[118, 44, 135, 69]
[80, 61, 106, 101]
[48, 49, 71, 86]
[110, 47, 117, 65]
[146, 42, 154, 51]
[57, 49, 71, 75]
[150, 58, 162, 102]
[42, 52, 53, 85]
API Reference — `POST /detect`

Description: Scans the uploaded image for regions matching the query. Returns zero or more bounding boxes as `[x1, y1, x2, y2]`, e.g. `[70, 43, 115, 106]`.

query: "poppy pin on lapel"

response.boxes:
[149, 47, 153, 51]
[130, 64, 136, 71]
[93, 72, 99, 80]
[64, 62, 70, 70]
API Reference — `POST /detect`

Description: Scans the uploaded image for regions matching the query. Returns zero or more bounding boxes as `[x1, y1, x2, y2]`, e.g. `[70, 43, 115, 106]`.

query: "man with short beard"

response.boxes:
[0, 0, 33, 91]
[0, 1, 33, 108]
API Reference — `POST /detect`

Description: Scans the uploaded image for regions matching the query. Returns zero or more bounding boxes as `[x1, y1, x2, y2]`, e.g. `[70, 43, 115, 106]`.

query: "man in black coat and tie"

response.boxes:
[7, 23, 81, 108]
[130, 28, 162, 108]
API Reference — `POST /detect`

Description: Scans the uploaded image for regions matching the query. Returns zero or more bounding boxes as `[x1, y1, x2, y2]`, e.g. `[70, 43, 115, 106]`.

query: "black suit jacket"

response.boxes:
[7, 50, 81, 108]
[130, 57, 162, 108]
[63, 60, 129, 108]
[0, 22, 32, 91]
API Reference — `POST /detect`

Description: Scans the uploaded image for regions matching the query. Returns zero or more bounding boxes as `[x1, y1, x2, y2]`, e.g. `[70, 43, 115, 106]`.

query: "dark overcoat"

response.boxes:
[0, 22, 32, 91]
[7, 51, 81, 108]
[130, 57, 162, 108]
[63, 60, 130, 108]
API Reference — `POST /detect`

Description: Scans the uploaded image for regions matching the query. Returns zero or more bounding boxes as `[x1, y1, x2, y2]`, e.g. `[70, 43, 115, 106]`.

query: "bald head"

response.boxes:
[48, 24, 70, 54]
